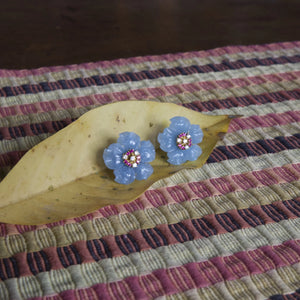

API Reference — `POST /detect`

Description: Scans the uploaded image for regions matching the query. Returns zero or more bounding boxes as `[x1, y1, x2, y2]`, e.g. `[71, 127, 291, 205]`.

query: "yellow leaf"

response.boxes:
[0, 101, 235, 225]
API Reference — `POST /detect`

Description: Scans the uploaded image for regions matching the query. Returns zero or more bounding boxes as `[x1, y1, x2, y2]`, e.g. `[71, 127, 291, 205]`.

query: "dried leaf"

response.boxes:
[0, 101, 235, 224]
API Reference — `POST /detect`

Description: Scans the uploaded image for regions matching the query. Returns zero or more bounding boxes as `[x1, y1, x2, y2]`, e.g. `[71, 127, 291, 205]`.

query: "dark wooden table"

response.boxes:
[0, 0, 299, 69]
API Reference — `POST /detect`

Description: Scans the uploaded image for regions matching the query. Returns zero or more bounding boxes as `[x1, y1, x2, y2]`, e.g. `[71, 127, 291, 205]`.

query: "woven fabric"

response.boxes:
[0, 41, 300, 299]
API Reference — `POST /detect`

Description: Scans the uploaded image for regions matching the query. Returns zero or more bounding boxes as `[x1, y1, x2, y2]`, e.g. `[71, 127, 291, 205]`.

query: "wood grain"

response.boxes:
[0, 0, 299, 69]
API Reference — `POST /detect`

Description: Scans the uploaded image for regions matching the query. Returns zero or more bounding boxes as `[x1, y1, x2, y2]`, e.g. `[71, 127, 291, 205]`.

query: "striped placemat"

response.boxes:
[0, 41, 299, 299]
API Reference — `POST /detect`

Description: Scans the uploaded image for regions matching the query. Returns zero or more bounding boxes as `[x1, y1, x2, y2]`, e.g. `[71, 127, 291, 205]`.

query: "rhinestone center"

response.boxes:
[176, 132, 192, 150]
[122, 149, 141, 168]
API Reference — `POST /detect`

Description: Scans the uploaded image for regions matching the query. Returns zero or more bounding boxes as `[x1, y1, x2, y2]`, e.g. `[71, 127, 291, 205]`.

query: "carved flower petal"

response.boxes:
[158, 129, 177, 152]
[135, 163, 153, 180]
[169, 116, 191, 134]
[189, 124, 203, 144]
[139, 141, 156, 162]
[185, 144, 202, 161]
[167, 149, 186, 165]
[113, 165, 136, 185]
[103, 143, 124, 169]
[117, 132, 141, 149]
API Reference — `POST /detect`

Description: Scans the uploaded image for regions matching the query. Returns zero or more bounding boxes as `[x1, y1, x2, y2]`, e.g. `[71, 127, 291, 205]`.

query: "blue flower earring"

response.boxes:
[103, 132, 155, 184]
[157, 116, 203, 165]
[103, 117, 202, 184]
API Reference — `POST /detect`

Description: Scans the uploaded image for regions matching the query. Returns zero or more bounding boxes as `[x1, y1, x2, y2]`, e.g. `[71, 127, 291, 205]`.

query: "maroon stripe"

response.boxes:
[0, 151, 26, 167]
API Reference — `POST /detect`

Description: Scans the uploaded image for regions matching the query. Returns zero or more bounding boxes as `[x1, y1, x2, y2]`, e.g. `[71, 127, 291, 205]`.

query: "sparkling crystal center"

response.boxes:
[176, 132, 192, 150]
[122, 149, 141, 168]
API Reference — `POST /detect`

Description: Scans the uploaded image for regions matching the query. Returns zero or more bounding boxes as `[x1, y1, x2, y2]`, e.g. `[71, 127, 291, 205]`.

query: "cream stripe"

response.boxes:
[0, 133, 51, 154]
[1, 47, 300, 88]
[1, 62, 300, 107]
[208, 99, 300, 117]
[218, 122, 300, 147]
[152, 149, 300, 188]
[0, 179, 299, 257]
[162, 78, 300, 105]
[0, 220, 299, 299]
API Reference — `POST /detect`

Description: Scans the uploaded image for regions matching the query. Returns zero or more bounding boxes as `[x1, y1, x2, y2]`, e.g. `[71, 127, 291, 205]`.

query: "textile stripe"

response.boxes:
[144, 164, 300, 208]
[184, 89, 300, 114]
[208, 134, 300, 163]
[0, 241, 299, 299]
[1, 55, 300, 98]
[167, 268, 300, 300]
[0, 199, 299, 280]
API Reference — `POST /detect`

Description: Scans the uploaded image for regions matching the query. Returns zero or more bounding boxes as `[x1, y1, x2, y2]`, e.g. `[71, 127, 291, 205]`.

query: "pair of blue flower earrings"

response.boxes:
[103, 116, 203, 184]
